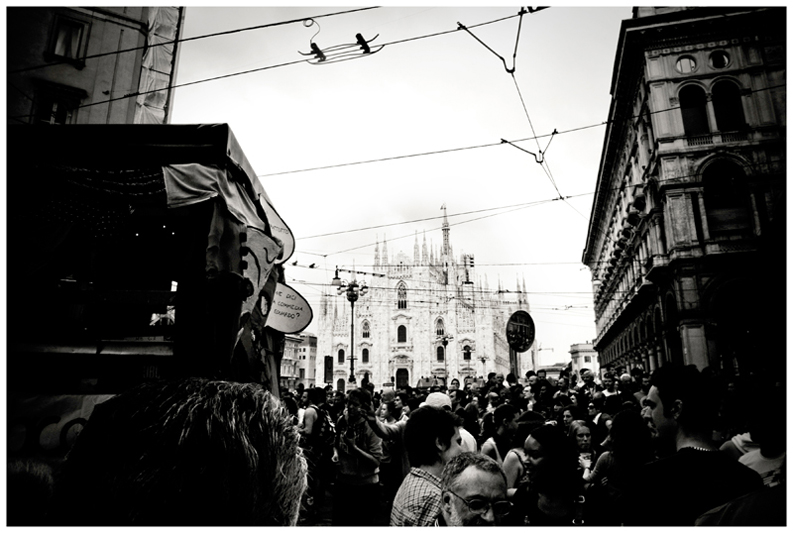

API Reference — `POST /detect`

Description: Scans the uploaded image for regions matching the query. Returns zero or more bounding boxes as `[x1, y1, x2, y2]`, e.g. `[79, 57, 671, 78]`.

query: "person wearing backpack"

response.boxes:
[299, 387, 332, 523]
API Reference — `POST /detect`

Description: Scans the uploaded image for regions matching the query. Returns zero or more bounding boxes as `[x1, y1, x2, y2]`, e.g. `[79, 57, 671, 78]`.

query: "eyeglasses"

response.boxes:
[445, 488, 513, 517]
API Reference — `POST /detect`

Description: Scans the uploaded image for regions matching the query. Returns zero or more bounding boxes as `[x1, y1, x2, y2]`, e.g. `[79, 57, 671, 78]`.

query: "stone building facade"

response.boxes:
[8, 7, 183, 125]
[582, 7, 785, 377]
[316, 209, 535, 392]
[569, 342, 600, 380]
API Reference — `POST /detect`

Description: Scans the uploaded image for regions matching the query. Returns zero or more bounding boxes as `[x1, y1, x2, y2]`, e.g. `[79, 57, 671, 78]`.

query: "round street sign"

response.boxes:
[506, 310, 535, 353]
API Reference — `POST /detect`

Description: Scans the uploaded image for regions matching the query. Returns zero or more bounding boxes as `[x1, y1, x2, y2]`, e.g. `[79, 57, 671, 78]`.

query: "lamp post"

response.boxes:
[479, 355, 487, 379]
[334, 270, 368, 386]
[438, 334, 453, 387]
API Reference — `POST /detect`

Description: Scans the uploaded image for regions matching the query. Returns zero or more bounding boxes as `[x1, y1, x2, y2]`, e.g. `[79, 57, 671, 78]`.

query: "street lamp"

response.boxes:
[479, 355, 487, 379]
[438, 334, 453, 387]
[335, 269, 368, 385]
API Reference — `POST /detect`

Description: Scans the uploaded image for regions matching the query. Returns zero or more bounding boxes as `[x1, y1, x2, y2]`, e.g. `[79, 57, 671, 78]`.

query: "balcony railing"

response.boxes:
[686, 131, 748, 147]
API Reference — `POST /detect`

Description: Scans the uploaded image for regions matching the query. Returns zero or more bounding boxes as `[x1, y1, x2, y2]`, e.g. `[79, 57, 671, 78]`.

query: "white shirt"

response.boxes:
[459, 427, 478, 453]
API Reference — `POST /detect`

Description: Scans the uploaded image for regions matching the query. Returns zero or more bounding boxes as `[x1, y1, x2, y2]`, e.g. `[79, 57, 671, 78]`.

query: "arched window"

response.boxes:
[463, 345, 471, 360]
[337, 378, 346, 393]
[712, 81, 745, 132]
[338, 349, 345, 364]
[397, 325, 407, 343]
[703, 159, 751, 233]
[362, 321, 370, 338]
[437, 346, 445, 362]
[362, 348, 369, 364]
[436, 319, 445, 337]
[679, 85, 710, 136]
[397, 282, 407, 309]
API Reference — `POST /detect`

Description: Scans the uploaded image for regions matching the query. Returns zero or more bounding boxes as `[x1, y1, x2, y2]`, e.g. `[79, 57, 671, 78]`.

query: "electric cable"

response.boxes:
[9, 6, 381, 74]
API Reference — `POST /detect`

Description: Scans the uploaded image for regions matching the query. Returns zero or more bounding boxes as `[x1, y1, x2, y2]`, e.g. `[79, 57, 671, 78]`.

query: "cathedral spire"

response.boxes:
[382, 237, 389, 266]
[441, 203, 450, 257]
[374, 234, 380, 269]
[414, 231, 420, 266]
[422, 231, 428, 265]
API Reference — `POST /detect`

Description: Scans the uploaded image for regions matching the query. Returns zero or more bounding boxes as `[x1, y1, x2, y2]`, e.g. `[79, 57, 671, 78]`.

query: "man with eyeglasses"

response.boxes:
[437, 453, 510, 526]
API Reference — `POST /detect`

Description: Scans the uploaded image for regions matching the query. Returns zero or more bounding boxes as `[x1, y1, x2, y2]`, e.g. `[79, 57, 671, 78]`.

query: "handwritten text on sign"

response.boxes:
[264, 282, 313, 334]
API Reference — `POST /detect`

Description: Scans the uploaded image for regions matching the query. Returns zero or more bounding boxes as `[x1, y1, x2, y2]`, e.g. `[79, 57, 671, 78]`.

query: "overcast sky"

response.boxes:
[170, 5, 634, 365]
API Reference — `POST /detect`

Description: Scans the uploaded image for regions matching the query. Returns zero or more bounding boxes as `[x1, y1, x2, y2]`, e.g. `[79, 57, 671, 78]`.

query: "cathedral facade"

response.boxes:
[316, 208, 535, 392]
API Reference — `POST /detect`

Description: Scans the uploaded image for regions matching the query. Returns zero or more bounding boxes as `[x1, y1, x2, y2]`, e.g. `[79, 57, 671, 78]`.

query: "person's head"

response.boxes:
[440, 453, 509, 526]
[52, 379, 306, 526]
[493, 404, 518, 436]
[644, 365, 718, 445]
[282, 396, 298, 418]
[562, 407, 575, 427]
[512, 410, 545, 449]
[557, 376, 569, 390]
[406, 396, 423, 414]
[450, 388, 468, 409]
[553, 395, 570, 414]
[581, 369, 594, 384]
[487, 391, 500, 407]
[527, 375, 538, 388]
[608, 409, 654, 464]
[450, 378, 460, 391]
[569, 420, 592, 452]
[523, 424, 579, 497]
[588, 392, 605, 415]
[496, 373, 505, 386]
[602, 372, 615, 391]
[394, 391, 409, 412]
[381, 388, 396, 404]
[306, 387, 325, 407]
[506, 373, 517, 386]
[383, 400, 399, 420]
[536, 369, 547, 379]
[422, 391, 453, 411]
[345, 387, 372, 423]
[404, 406, 463, 468]
[536, 378, 553, 399]
[487, 372, 497, 384]
[641, 375, 651, 393]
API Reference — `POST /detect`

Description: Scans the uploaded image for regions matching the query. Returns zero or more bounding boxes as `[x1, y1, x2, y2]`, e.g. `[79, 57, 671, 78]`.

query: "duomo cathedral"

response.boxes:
[315, 208, 538, 391]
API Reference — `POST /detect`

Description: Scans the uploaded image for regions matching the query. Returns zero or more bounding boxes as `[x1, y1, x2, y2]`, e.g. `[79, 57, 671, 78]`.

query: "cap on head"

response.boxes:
[421, 392, 452, 410]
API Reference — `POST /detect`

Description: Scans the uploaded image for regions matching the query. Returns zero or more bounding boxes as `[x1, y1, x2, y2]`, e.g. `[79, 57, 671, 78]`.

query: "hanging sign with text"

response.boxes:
[264, 282, 313, 334]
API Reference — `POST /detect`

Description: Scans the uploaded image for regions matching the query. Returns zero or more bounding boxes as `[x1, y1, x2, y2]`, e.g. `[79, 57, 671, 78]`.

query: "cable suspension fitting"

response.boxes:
[298, 18, 384, 65]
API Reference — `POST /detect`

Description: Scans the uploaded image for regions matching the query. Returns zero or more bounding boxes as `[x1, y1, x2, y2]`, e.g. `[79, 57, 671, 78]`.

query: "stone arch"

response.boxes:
[710, 78, 746, 131]
[678, 82, 710, 136]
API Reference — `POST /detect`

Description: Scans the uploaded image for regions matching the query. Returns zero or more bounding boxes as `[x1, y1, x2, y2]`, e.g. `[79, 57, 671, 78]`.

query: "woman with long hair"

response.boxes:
[508, 424, 594, 525]
[569, 420, 598, 481]
[584, 409, 654, 525]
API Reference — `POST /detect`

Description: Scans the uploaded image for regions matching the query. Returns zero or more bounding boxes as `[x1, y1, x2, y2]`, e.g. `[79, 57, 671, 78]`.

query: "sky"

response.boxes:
[169, 5, 634, 366]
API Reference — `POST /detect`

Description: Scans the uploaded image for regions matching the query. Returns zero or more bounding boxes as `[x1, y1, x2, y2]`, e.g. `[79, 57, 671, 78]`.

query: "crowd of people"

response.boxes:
[10, 364, 784, 526]
[286, 365, 784, 526]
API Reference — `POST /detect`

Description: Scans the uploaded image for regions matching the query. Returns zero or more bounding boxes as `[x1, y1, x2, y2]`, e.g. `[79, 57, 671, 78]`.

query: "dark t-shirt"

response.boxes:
[623, 448, 764, 526]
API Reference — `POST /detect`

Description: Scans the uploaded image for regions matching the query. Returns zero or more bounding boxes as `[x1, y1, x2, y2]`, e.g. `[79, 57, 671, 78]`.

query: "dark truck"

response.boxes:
[7, 124, 307, 462]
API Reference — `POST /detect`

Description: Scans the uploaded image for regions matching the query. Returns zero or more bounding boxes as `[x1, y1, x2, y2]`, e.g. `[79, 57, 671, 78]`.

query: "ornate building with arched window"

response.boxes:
[582, 7, 785, 377]
[317, 207, 535, 391]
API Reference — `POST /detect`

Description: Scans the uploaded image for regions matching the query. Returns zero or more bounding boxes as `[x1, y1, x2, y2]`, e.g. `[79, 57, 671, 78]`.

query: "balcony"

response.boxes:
[686, 131, 749, 148]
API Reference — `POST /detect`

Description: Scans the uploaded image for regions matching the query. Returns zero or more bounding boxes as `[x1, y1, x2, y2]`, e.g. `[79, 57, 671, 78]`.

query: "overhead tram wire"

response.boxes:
[8, 9, 525, 122]
[258, 82, 785, 179]
[8, 6, 381, 74]
[298, 198, 577, 240]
